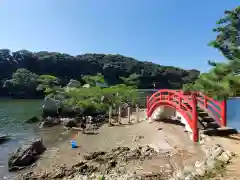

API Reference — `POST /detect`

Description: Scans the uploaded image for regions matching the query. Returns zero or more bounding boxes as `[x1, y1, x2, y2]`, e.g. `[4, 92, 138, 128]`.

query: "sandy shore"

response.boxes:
[17, 110, 205, 179]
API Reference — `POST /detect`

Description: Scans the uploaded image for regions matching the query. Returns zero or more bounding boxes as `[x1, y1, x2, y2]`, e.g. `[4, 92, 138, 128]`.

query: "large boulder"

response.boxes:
[42, 96, 61, 117]
[8, 139, 46, 171]
[66, 79, 81, 88]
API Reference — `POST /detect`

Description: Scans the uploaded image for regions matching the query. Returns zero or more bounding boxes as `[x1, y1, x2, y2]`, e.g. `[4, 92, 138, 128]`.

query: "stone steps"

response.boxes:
[181, 101, 221, 131]
[180, 101, 238, 138]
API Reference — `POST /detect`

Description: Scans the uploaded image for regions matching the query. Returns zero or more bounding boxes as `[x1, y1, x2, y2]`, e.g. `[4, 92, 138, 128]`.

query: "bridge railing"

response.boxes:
[178, 91, 227, 127]
[146, 89, 228, 142]
[143, 89, 227, 127]
[147, 90, 196, 128]
[195, 93, 226, 127]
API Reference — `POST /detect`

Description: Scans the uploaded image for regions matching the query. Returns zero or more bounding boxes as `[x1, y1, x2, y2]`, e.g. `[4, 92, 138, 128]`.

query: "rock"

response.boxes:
[61, 118, 77, 128]
[66, 79, 81, 88]
[107, 159, 117, 169]
[0, 134, 9, 144]
[8, 139, 46, 171]
[183, 166, 195, 175]
[205, 158, 216, 170]
[86, 116, 93, 124]
[42, 96, 61, 117]
[125, 149, 141, 160]
[82, 84, 90, 88]
[194, 161, 206, 177]
[39, 117, 60, 128]
[140, 145, 157, 159]
[84, 151, 106, 160]
[173, 166, 195, 180]
[112, 146, 130, 154]
[224, 150, 235, 158]
[217, 151, 231, 163]
[174, 170, 185, 180]
[25, 116, 40, 123]
[16, 145, 164, 180]
[184, 174, 196, 180]
[136, 172, 164, 180]
[211, 144, 224, 158]
[76, 162, 99, 174]
[39, 122, 51, 128]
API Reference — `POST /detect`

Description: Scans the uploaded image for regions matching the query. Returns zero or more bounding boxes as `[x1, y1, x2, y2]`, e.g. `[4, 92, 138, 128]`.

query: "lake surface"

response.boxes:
[226, 98, 240, 130]
[0, 98, 239, 179]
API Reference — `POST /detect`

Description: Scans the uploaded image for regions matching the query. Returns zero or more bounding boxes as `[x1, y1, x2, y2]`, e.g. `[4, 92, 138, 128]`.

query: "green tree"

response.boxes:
[208, 6, 240, 60]
[61, 84, 138, 115]
[120, 73, 140, 88]
[37, 74, 60, 94]
[82, 73, 105, 86]
[3, 68, 39, 97]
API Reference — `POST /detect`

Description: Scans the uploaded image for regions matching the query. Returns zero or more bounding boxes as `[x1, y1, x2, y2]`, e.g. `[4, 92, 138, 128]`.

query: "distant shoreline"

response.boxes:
[0, 96, 43, 100]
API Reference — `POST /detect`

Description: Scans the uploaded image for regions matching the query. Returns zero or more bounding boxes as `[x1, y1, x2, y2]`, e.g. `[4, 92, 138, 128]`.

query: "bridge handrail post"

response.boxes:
[192, 93, 198, 142]
[203, 95, 207, 108]
[221, 98, 227, 127]
[178, 96, 182, 109]
[146, 96, 149, 119]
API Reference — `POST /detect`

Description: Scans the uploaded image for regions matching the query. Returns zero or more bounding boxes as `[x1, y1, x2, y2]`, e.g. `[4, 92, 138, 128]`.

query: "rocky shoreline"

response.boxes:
[170, 133, 236, 180]
[15, 141, 235, 180]
[16, 145, 170, 180]
[8, 139, 46, 172]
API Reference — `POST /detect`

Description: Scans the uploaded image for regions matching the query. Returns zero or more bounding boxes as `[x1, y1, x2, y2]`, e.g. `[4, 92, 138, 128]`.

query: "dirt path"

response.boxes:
[18, 110, 205, 179]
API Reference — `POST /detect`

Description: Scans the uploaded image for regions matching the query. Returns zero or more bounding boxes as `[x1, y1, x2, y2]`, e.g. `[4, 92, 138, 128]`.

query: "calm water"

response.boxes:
[226, 98, 240, 130]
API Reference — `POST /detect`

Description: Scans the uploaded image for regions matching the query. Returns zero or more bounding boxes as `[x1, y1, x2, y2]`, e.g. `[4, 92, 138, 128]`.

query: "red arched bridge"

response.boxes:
[146, 89, 229, 142]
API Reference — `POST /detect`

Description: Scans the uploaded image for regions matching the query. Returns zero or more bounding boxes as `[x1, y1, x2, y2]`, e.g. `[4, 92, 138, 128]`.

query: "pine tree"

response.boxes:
[183, 6, 240, 100]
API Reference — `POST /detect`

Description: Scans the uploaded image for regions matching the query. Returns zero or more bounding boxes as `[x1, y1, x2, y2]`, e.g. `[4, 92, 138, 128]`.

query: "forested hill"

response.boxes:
[0, 49, 199, 97]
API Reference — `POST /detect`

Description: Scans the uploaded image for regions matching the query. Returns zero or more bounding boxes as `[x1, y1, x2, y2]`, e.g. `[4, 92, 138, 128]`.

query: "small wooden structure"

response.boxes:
[108, 104, 141, 125]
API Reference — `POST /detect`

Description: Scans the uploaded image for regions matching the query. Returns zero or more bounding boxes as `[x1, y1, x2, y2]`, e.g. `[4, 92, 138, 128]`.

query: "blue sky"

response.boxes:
[0, 0, 239, 72]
